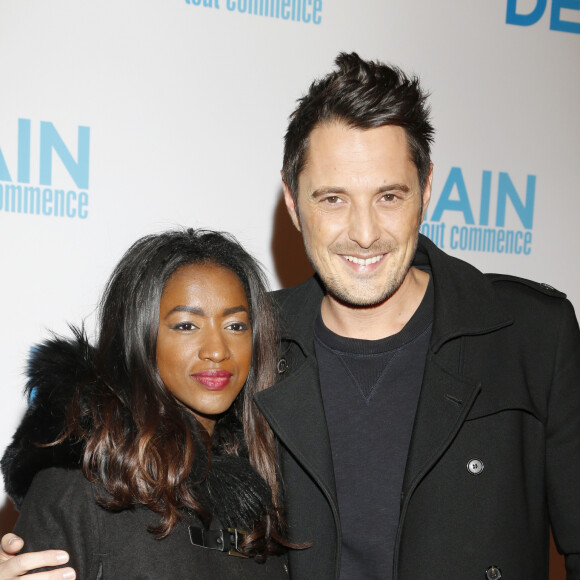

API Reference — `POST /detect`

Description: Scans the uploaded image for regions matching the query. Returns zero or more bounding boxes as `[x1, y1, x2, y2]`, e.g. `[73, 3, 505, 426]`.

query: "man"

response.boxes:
[2, 53, 580, 579]
[254, 53, 580, 579]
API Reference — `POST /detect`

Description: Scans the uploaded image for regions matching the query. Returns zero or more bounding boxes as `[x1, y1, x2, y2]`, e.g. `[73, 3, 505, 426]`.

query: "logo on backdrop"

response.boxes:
[421, 167, 535, 256]
[0, 119, 90, 220]
[185, 0, 322, 24]
[506, 0, 580, 34]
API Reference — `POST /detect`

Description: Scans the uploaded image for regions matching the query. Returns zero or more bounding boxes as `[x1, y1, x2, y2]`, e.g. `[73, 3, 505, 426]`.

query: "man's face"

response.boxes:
[284, 122, 431, 308]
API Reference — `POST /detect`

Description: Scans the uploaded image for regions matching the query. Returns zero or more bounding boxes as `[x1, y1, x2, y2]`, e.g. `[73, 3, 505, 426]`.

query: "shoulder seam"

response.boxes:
[486, 273, 566, 299]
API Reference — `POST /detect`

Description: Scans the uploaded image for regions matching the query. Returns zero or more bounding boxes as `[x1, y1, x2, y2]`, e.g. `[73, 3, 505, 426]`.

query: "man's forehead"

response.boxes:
[308, 120, 409, 147]
[300, 122, 419, 187]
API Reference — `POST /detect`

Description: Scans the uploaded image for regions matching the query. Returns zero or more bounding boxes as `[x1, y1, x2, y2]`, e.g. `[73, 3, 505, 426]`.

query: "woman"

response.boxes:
[0, 228, 289, 578]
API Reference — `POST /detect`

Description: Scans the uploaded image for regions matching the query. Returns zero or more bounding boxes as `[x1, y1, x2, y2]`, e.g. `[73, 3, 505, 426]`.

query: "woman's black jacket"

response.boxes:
[1, 335, 287, 579]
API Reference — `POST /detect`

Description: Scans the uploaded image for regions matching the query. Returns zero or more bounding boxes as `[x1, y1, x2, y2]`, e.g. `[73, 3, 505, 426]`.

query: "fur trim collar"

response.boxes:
[1, 329, 93, 508]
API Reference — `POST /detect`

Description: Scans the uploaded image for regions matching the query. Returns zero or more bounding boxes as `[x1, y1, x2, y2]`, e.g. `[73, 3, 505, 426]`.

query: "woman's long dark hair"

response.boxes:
[57, 229, 284, 557]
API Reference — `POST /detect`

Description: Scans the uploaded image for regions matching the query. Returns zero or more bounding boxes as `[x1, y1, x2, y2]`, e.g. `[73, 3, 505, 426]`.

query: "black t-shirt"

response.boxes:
[314, 277, 434, 580]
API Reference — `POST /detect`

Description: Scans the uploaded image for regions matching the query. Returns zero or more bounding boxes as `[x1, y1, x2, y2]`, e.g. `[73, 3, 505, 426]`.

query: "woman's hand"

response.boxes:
[0, 534, 75, 579]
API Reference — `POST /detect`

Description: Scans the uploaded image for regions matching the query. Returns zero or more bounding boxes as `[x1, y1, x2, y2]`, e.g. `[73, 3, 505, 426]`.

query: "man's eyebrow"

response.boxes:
[311, 184, 411, 198]
[311, 187, 347, 198]
[378, 183, 410, 193]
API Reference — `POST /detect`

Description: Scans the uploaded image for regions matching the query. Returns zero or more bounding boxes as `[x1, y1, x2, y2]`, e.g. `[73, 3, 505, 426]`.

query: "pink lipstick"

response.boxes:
[192, 370, 232, 390]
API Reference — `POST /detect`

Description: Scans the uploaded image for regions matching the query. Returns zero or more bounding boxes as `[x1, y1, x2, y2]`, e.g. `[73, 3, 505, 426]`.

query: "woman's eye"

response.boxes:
[227, 322, 249, 332]
[173, 322, 196, 331]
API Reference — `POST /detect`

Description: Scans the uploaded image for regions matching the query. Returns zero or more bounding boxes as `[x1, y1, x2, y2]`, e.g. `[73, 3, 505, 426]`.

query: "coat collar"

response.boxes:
[273, 234, 513, 353]
[416, 234, 513, 351]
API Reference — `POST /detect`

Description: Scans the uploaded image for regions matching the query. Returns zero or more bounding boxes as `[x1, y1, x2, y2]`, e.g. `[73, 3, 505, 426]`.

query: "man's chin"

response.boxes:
[323, 269, 410, 309]
[326, 285, 396, 309]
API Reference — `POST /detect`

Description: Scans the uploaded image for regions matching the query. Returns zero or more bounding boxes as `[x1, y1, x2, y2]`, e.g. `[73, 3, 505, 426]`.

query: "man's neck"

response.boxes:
[320, 267, 430, 340]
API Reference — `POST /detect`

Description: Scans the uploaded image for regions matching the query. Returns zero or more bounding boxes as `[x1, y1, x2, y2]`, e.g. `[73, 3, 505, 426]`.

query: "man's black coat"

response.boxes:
[255, 235, 580, 579]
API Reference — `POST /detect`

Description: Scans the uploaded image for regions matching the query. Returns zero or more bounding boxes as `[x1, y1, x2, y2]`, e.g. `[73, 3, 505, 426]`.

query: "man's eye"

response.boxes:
[324, 196, 341, 204]
[382, 193, 398, 202]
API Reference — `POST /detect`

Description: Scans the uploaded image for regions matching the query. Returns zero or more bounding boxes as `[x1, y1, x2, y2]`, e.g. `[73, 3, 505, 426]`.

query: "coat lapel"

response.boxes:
[401, 342, 481, 493]
[257, 276, 338, 505]
[402, 235, 513, 493]
[254, 354, 338, 506]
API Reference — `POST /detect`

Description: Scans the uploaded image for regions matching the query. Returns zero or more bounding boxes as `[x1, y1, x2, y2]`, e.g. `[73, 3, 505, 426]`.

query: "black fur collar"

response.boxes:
[1, 330, 93, 508]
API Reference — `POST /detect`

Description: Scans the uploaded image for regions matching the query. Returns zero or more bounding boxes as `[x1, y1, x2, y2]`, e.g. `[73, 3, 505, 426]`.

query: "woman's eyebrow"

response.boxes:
[165, 305, 204, 318]
[164, 305, 249, 318]
[223, 305, 249, 316]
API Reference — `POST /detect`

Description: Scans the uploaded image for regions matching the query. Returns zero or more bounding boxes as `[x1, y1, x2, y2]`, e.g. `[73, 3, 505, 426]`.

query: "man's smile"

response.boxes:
[342, 254, 386, 267]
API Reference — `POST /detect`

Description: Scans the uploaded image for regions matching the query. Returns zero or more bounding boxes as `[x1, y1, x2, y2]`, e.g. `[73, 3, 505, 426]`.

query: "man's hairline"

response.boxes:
[287, 119, 426, 205]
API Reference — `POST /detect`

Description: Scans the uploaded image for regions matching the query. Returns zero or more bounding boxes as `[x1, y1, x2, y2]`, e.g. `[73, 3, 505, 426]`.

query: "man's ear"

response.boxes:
[282, 173, 301, 232]
[421, 164, 433, 222]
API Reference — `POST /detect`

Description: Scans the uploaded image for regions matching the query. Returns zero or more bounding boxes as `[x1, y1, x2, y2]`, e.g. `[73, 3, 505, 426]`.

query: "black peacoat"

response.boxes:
[255, 235, 580, 579]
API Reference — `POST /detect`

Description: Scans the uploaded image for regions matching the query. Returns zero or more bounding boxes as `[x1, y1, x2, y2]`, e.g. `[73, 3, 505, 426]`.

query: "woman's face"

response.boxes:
[156, 262, 253, 434]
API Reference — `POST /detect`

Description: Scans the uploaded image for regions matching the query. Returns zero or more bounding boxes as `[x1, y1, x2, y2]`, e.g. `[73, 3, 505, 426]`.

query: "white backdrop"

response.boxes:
[1, 0, 579, 514]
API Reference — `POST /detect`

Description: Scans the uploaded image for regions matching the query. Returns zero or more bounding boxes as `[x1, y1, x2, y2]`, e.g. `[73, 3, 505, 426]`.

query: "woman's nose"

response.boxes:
[198, 329, 230, 362]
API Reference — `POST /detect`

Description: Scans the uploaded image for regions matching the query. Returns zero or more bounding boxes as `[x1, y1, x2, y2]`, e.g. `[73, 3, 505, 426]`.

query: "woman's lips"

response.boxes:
[192, 370, 233, 390]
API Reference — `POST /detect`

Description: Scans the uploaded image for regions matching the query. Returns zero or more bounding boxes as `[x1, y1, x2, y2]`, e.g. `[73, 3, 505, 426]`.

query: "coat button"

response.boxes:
[277, 358, 288, 374]
[467, 458, 484, 475]
[485, 565, 502, 579]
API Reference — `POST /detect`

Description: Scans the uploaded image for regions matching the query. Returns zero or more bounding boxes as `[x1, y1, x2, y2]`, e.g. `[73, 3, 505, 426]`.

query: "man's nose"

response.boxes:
[348, 203, 381, 249]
